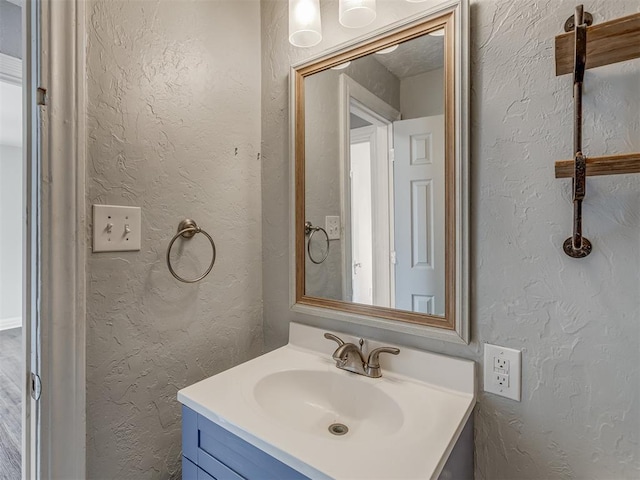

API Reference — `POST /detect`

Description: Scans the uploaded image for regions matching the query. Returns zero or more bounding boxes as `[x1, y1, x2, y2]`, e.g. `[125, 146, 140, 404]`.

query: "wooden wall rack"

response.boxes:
[555, 12, 640, 75]
[554, 6, 640, 258]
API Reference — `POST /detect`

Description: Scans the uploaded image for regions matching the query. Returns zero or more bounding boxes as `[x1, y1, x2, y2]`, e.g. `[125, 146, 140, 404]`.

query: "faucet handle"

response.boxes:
[367, 346, 400, 368]
[324, 332, 345, 347]
[365, 346, 400, 378]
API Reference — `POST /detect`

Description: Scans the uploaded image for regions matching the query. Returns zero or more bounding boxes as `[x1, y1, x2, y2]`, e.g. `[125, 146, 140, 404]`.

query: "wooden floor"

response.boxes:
[0, 327, 22, 480]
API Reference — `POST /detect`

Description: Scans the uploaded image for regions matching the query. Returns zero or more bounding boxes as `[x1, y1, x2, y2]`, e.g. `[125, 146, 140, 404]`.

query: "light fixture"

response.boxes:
[375, 45, 399, 54]
[339, 0, 376, 29]
[428, 28, 445, 37]
[289, 0, 322, 47]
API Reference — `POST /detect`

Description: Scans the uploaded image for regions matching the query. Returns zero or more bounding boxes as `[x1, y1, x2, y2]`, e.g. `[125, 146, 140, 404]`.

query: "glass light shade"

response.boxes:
[339, 0, 376, 28]
[289, 0, 322, 47]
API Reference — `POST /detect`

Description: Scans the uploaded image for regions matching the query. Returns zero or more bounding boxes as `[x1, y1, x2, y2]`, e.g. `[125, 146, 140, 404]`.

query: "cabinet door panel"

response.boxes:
[183, 456, 198, 480]
[182, 407, 309, 480]
[197, 466, 216, 480]
[197, 446, 244, 480]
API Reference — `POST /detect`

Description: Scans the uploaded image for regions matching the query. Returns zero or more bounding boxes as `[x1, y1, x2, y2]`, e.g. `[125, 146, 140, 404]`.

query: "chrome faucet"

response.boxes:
[324, 333, 400, 378]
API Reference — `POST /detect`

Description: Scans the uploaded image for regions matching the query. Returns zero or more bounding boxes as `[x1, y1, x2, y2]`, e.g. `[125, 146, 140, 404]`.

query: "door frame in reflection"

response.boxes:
[339, 75, 400, 308]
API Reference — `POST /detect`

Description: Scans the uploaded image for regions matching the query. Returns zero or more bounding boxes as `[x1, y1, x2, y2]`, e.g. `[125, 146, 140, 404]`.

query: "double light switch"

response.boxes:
[92, 205, 141, 252]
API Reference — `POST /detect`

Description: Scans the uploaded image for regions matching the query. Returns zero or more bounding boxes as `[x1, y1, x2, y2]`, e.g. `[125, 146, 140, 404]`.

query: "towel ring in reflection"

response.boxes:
[305, 221, 330, 265]
[166, 219, 217, 283]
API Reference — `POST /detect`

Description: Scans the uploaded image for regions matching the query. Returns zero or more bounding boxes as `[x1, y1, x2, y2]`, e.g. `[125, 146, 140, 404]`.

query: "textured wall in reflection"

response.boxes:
[0, 0, 21, 59]
[261, 0, 640, 478]
[86, 1, 263, 477]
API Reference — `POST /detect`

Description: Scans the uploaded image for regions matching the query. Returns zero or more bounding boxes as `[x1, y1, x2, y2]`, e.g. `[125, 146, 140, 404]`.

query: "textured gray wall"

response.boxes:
[0, 0, 21, 59]
[261, 0, 640, 478]
[304, 71, 344, 300]
[86, 1, 262, 477]
[400, 67, 444, 119]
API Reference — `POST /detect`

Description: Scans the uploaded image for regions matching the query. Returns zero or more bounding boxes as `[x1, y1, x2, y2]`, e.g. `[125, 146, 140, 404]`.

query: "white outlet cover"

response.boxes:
[484, 343, 521, 401]
[325, 215, 340, 240]
[93, 204, 141, 252]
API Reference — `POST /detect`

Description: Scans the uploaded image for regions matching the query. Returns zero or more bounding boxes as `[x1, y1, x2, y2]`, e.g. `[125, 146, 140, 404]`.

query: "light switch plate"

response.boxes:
[484, 343, 521, 401]
[93, 205, 141, 252]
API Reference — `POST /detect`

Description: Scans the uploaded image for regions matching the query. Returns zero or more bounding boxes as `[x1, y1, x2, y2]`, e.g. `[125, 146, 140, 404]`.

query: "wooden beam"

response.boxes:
[555, 152, 640, 178]
[555, 12, 640, 76]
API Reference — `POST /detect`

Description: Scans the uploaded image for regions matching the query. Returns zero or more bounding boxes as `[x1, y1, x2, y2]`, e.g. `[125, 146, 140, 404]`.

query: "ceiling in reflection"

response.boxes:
[374, 34, 444, 78]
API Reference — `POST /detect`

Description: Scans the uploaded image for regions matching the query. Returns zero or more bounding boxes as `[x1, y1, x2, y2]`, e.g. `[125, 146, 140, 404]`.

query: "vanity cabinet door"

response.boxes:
[182, 457, 198, 479]
[181, 456, 220, 480]
[196, 467, 215, 480]
[182, 406, 309, 480]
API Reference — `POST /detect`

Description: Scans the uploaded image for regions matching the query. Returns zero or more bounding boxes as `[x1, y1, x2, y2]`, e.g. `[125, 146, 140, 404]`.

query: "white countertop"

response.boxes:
[178, 322, 476, 480]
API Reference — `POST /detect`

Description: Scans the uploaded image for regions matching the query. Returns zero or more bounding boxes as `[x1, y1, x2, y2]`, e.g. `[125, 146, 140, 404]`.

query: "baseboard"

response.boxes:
[0, 316, 21, 331]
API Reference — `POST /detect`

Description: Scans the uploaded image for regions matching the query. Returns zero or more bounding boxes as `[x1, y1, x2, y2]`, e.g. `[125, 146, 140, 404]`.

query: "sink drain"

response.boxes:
[328, 423, 349, 436]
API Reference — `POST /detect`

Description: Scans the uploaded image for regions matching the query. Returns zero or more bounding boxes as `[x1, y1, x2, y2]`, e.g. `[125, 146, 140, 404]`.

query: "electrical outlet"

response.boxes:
[325, 216, 340, 240]
[494, 357, 509, 373]
[484, 343, 521, 401]
[495, 373, 509, 387]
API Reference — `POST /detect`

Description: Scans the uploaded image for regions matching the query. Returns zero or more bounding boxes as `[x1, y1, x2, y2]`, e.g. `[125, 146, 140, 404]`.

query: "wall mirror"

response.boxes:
[290, 0, 469, 343]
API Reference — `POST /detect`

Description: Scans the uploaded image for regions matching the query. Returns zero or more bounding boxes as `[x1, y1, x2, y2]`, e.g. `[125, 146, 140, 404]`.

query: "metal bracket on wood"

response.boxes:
[555, 10, 640, 75]
[562, 5, 592, 259]
[555, 5, 640, 258]
[563, 11, 593, 32]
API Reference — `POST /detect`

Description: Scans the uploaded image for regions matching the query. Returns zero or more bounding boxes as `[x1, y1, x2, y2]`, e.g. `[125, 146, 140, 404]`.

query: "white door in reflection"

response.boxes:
[393, 115, 445, 315]
[349, 135, 374, 305]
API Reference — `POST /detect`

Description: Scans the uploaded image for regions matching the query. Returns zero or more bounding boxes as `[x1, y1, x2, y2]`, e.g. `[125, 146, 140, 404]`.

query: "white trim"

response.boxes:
[36, 0, 87, 478]
[290, 0, 470, 344]
[0, 52, 22, 85]
[454, 0, 470, 345]
[0, 316, 22, 330]
[23, 0, 36, 476]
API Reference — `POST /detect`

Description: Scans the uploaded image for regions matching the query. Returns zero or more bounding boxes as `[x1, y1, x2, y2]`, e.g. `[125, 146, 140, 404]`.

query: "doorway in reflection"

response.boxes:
[0, 0, 24, 476]
[347, 107, 445, 315]
[347, 103, 393, 309]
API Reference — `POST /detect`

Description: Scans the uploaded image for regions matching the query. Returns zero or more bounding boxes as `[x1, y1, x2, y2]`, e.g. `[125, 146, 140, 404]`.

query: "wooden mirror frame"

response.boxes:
[290, 0, 469, 344]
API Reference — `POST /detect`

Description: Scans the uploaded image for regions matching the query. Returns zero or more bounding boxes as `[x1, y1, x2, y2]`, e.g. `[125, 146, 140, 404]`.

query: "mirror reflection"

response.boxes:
[304, 31, 446, 316]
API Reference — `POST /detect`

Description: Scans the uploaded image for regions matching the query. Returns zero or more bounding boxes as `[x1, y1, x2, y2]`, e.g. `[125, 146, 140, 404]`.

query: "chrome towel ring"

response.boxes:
[166, 219, 217, 283]
[305, 221, 330, 264]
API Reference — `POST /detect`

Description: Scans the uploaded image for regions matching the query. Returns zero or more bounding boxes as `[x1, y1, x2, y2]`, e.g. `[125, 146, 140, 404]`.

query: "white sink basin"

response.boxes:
[178, 323, 476, 480]
[253, 369, 404, 438]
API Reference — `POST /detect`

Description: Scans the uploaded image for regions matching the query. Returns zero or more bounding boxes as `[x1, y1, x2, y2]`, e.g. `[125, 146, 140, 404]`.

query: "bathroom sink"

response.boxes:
[253, 369, 404, 438]
[178, 323, 475, 479]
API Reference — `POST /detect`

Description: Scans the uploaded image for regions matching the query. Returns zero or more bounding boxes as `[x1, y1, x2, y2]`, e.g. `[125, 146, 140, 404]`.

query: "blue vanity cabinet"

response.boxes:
[182, 406, 310, 480]
[182, 404, 473, 480]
